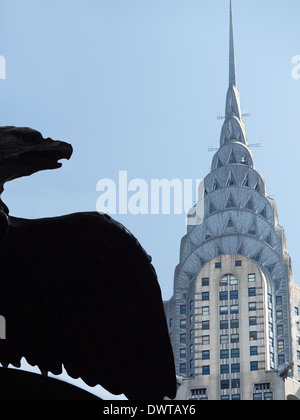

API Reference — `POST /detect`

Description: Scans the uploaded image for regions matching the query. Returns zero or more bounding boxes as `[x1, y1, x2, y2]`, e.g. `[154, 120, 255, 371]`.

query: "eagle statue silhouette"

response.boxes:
[0, 126, 176, 400]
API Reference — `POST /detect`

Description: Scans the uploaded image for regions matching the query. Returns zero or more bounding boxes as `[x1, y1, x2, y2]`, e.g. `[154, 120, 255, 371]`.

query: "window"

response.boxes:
[169, 318, 173, 328]
[190, 300, 194, 311]
[180, 305, 186, 315]
[249, 302, 256, 311]
[202, 366, 210, 375]
[248, 288, 256, 297]
[202, 321, 210, 330]
[220, 276, 228, 286]
[220, 291, 228, 301]
[231, 348, 240, 358]
[248, 273, 256, 282]
[180, 319, 186, 329]
[231, 334, 239, 344]
[190, 388, 207, 400]
[221, 364, 229, 374]
[249, 317, 257, 326]
[190, 344, 194, 355]
[278, 340, 284, 350]
[250, 361, 259, 371]
[231, 379, 240, 389]
[180, 334, 186, 344]
[230, 305, 239, 314]
[180, 348, 187, 358]
[250, 331, 257, 341]
[220, 306, 228, 315]
[253, 383, 273, 401]
[235, 260, 242, 267]
[221, 380, 230, 390]
[250, 346, 258, 356]
[202, 335, 210, 345]
[221, 395, 230, 400]
[220, 320, 229, 330]
[296, 307, 299, 316]
[230, 290, 239, 300]
[202, 306, 210, 315]
[180, 363, 187, 374]
[202, 350, 210, 360]
[215, 262, 222, 269]
[231, 363, 240, 373]
[230, 275, 238, 285]
[232, 394, 240, 400]
[230, 319, 239, 329]
[220, 335, 229, 345]
[278, 355, 285, 365]
[277, 310, 283, 320]
[221, 349, 229, 359]
[202, 292, 210, 301]
[202, 278, 209, 287]
[276, 296, 282, 306]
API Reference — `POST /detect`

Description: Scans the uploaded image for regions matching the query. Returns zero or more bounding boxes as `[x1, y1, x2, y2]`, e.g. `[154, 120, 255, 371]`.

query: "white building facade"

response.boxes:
[164, 1, 300, 400]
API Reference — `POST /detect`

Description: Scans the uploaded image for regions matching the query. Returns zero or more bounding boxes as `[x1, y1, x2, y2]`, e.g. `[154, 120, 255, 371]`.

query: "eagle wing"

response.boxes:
[0, 212, 176, 400]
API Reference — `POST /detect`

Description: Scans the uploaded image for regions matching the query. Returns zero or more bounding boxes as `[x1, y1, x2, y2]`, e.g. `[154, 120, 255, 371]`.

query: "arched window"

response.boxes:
[220, 274, 238, 287]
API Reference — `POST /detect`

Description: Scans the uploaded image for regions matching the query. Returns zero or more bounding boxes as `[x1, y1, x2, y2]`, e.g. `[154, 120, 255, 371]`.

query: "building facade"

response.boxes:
[164, 2, 300, 400]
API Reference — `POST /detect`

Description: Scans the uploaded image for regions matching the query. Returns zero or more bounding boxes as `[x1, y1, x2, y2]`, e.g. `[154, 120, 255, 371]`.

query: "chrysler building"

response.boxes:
[164, 1, 300, 400]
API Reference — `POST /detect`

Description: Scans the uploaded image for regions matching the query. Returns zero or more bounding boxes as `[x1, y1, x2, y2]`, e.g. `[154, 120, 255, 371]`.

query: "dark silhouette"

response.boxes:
[0, 368, 100, 400]
[0, 127, 176, 400]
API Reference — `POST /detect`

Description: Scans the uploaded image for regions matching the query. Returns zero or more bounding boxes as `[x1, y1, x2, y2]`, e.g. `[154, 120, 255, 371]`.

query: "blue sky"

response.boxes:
[0, 0, 299, 318]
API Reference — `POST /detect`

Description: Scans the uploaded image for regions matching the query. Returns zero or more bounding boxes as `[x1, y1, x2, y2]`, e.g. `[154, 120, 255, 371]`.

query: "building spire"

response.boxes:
[219, 0, 247, 147]
[229, 0, 236, 86]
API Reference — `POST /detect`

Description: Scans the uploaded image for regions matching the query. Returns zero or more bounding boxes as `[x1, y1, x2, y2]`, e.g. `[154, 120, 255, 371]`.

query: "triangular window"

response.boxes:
[186, 273, 196, 281]
[247, 219, 257, 236]
[266, 263, 276, 274]
[228, 150, 237, 164]
[225, 193, 237, 209]
[259, 206, 267, 219]
[264, 233, 272, 246]
[224, 216, 237, 234]
[254, 181, 260, 193]
[227, 171, 236, 186]
[199, 257, 207, 267]
[252, 249, 263, 263]
[216, 245, 224, 256]
[244, 196, 254, 210]
[213, 178, 221, 191]
[217, 157, 223, 168]
[242, 174, 249, 187]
